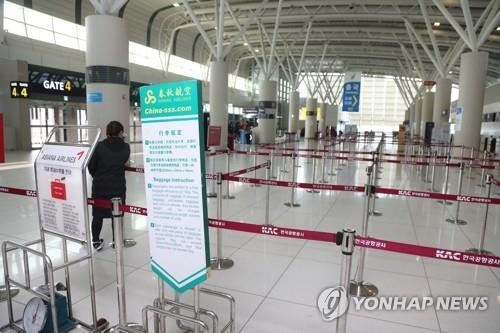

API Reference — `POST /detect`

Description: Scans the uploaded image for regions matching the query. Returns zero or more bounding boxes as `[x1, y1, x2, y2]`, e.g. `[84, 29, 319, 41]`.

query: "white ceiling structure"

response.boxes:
[14, 0, 500, 90]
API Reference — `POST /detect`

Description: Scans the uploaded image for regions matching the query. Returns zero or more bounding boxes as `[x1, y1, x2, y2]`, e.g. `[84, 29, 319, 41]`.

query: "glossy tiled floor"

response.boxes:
[0, 139, 499, 332]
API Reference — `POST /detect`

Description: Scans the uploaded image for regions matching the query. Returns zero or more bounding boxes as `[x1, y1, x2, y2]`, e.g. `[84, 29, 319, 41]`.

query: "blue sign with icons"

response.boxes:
[342, 80, 361, 112]
[87, 92, 103, 103]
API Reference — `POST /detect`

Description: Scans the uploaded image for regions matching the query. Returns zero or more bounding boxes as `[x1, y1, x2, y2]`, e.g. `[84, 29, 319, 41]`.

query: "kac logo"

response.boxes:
[144, 89, 157, 104]
[317, 286, 349, 321]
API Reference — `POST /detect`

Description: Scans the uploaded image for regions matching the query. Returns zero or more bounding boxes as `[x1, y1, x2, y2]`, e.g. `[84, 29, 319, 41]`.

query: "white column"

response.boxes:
[455, 51, 488, 149]
[305, 98, 317, 139]
[0, 0, 4, 43]
[318, 103, 327, 137]
[86, 15, 129, 138]
[414, 97, 422, 136]
[421, 91, 434, 135]
[287, 91, 300, 133]
[330, 104, 339, 129]
[256, 80, 277, 144]
[433, 77, 452, 129]
[209, 60, 228, 149]
[404, 108, 410, 122]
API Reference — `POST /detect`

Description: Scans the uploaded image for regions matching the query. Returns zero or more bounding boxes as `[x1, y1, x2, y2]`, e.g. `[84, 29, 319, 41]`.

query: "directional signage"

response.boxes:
[140, 80, 209, 293]
[342, 72, 361, 112]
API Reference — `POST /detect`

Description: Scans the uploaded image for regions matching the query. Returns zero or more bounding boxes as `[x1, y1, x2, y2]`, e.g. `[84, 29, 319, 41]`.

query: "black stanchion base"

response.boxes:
[465, 248, 494, 256]
[328, 172, 337, 176]
[284, 202, 300, 207]
[207, 193, 217, 198]
[251, 184, 261, 187]
[319, 180, 328, 184]
[349, 281, 379, 297]
[210, 257, 234, 270]
[0, 286, 19, 301]
[369, 211, 383, 216]
[445, 218, 467, 225]
[306, 189, 320, 193]
[280, 170, 289, 173]
[222, 195, 235, 200]
[437, 200, 453, 206]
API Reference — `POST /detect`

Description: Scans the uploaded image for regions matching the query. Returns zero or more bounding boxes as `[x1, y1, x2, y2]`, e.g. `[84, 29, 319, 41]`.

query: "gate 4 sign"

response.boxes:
[342, 72, 361, 112]
[35, 144, 90, 241]
[140, 80, 210, 293]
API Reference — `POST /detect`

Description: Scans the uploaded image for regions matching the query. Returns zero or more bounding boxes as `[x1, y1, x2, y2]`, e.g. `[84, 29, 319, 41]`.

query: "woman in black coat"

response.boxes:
[88, 121, 130, 250]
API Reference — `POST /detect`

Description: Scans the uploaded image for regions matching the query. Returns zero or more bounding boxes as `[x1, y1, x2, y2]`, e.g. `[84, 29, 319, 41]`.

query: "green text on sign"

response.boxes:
[140, 81, 200, 119]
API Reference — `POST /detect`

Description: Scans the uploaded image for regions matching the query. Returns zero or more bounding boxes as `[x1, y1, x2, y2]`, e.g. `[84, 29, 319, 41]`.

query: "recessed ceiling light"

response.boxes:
[496, 26, 500, 31]
[448, 71, 453, 74]
[243, 42, 248, 46]
[433, 22, 441, 27]
[255, 49, 260, 52]
[173, 2, 180, 7]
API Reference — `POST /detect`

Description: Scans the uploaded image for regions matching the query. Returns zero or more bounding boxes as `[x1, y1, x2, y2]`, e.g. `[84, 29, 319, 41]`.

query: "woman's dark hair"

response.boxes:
[106, 121, 124, 137]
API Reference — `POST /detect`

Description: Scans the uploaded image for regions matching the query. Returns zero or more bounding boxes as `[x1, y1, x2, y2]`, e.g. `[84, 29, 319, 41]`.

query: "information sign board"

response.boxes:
[140, 80, 209, 293]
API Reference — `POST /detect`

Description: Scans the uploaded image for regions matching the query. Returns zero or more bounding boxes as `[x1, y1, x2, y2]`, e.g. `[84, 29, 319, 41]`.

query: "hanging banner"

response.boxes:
[140, 80, 209, 293]
[35, 145, 90, 241]
[342, 72, 361, 112]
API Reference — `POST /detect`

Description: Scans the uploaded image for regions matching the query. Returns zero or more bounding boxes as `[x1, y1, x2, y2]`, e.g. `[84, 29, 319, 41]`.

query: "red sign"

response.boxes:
[423, 80, 436, 87]
[50, 179, 67, 200]
[207, 126, 221, 147]
[0, 114, 4, 163]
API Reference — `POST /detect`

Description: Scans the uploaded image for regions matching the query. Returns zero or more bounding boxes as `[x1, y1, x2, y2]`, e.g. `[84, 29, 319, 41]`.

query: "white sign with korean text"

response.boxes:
[35, 144, 90, 241]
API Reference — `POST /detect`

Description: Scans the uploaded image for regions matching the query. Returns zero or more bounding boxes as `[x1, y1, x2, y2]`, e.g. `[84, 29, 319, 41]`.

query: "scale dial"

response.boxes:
[23, 297, 48, 333]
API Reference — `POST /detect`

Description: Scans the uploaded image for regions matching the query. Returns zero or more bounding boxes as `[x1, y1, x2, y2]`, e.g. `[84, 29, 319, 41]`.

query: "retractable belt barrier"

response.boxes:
[222, 175, 365, 193]
[2, 185, 500, 269]
[229, 148, 499, 166]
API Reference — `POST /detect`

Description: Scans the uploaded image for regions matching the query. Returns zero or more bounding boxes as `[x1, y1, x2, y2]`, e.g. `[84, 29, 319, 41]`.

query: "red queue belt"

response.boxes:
[208, 218, 500, 269]
[375, 187, 500, 205]
[356, 235, 500, 269]
[226, 162, 268, 177]
[2, 187, 499, 268]
[223, 175, 365, 193]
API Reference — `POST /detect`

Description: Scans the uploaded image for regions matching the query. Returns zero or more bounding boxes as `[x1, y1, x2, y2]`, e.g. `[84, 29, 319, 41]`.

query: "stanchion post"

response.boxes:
[223, 151, 235, 200]
[207, 150, 217, 198]
[307, 156, 320, 193]
[328, 146, 337, 176]
[108, 198, 144, 332]
[466, 174, 494, 255]
[281, 148, 289, 173]
[319, 152, 327, 183]
[335, 229, 355, 333]
[478, 151, 487, 187]
[270, 153, 277, 179]
[265, 160, 271, 226]
[437, 156, 453, 205]
[430, 151, 437, 191]
[446, 162, 467, 225]
[284, 153, 300, 207]
[369, 156, 382, 217]
[211, 173, 234, 270]
[251, 153, 261, 187]
[350, 167, 378, 297]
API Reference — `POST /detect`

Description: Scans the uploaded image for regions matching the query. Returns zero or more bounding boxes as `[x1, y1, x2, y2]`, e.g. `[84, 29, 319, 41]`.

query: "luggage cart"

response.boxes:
[0, 126, 108, 333]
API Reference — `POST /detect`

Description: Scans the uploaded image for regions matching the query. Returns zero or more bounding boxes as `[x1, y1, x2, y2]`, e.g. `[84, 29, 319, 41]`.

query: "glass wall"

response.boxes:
[3, 1, 252, 93]
[29, 105, 56, 148]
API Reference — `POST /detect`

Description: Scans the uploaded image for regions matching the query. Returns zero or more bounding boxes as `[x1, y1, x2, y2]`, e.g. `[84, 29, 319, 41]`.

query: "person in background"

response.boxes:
[88, 121, 130, 251]
[331, 126, 338, 138]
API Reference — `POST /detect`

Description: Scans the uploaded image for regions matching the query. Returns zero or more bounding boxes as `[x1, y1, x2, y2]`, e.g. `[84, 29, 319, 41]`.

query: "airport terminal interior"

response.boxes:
[0, 0, 500, 332]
